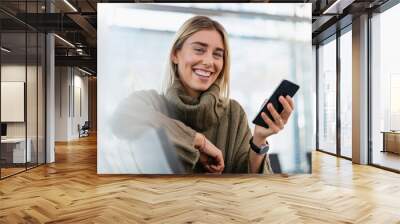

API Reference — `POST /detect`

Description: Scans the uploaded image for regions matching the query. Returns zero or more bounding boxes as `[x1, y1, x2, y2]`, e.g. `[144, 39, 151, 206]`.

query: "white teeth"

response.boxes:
[193, 69, 211, 77]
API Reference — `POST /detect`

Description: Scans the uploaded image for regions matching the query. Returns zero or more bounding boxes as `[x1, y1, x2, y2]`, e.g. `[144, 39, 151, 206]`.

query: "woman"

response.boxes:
[113, 16, 294, 174]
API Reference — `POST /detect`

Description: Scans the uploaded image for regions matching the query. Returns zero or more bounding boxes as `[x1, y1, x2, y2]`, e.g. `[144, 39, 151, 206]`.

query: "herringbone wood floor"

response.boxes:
[1, 135, 400, 224]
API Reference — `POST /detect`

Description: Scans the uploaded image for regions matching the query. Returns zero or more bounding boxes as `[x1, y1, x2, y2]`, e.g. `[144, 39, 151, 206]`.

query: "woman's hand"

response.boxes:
[194, 133, 224, 173]
[253, 96, 295, 143]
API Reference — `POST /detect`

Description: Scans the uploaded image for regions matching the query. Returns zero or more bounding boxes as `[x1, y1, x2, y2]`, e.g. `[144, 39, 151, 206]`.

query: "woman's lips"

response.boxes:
[193, 69, 212, 77]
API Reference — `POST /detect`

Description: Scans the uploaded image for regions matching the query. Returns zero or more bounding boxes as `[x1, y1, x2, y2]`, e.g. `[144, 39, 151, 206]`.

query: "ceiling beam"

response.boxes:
[67, 13, 97, 46]
[55, 55, 96, 70]
[322, 0, 356, 14]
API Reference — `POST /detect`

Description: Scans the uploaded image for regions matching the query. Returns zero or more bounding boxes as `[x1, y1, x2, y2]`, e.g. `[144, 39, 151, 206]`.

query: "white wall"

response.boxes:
[71, 72, 89, 138]
[55, 67, 68, 141]
[55, 67, 89, 141]
[1, 66, 26, 130]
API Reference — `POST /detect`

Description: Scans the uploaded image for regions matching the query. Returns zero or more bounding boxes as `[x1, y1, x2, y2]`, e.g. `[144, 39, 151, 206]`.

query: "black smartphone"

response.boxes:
[252, 79, 299, 128]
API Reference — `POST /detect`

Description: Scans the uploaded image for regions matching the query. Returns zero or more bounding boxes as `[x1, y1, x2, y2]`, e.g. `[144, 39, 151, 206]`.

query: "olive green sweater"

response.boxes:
[112, 81, 272, 174]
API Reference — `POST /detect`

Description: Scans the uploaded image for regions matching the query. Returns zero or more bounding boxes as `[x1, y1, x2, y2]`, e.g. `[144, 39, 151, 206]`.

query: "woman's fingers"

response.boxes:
[212, 153, 225, 172]
[210, 164, 222, 173]
[199, 155, 213, 172]
[261, 112, 281, 133]
[204, 164, 212, 172]
[267, 103, 285, 129]
[286, 95, 295, 109]
[199, 138, 225, 173]
[203, 157, 222, 173]
[279, 96, 293, 120]
[207, 141, 224, 169]
[202, 159, 220, 173]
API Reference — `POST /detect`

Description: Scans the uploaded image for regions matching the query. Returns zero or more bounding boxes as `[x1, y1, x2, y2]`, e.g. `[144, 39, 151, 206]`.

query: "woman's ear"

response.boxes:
[171, 51, 178, 64]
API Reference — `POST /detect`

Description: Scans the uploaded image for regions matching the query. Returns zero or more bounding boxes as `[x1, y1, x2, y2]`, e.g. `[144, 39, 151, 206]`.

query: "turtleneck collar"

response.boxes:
[165, 81, 227, 131]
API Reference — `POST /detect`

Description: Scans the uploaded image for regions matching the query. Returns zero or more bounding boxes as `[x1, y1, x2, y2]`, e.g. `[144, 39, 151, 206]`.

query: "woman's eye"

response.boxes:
[214, 53, 223, 58]
[194, 48, 205, 53]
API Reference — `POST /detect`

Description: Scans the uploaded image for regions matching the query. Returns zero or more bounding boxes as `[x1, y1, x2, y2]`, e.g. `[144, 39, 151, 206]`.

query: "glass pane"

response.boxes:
[340, 30, 352, 158]
[38, 33, 45, 165]
[318, 37, 337, 154]
[371, 4, 400, 171]
[312, 45, 317, 151]
[27, 31, 38, 169]
[310, 45, 317, 150]
[27, 0, 39, 169]
[1, 31, 27, 177]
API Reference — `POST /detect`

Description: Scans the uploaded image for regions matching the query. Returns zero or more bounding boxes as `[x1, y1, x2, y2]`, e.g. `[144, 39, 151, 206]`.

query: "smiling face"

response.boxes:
[172, 29, 225, 98]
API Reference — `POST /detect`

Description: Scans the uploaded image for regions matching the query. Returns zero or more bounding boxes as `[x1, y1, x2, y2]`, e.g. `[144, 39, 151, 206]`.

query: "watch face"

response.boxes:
[259, 144, 269, 154]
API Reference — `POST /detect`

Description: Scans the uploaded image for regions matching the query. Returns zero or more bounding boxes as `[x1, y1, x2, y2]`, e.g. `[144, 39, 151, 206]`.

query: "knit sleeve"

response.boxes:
[231, 100, 273, 174]
[110, 90, 200, 172]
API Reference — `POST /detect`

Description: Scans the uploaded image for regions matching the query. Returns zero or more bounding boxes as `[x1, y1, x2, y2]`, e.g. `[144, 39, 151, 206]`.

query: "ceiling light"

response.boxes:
[54, 34, 75, 48]
[78, 67, 92, 76]
[322, 0, 355, 15]
[1, 47, 11, 53]
[63, 0, 78, 12]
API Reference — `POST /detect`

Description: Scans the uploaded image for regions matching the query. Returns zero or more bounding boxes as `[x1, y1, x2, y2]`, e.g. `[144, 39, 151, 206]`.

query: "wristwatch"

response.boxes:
[249, 137, 270, 154]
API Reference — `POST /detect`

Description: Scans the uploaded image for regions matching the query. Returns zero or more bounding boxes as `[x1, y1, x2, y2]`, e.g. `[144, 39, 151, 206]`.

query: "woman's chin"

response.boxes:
[194, 83, 212, 91]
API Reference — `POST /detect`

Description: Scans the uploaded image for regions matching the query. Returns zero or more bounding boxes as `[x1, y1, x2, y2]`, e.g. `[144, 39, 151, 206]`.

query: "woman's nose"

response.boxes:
[201, 53, 214, 67]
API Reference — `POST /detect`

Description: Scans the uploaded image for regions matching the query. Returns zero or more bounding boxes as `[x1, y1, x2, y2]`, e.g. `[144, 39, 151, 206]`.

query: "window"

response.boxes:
[371, 3, 400, 171]
[340, 29, 352, 158]
[318, 37, 337, 154]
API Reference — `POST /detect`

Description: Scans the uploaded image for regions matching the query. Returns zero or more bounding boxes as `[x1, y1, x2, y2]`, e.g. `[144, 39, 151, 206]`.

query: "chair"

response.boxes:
[79, 121, 90, 138]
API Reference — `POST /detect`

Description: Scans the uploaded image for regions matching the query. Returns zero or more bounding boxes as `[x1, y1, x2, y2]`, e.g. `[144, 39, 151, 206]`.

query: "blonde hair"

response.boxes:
[163, 16, 230, 101]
